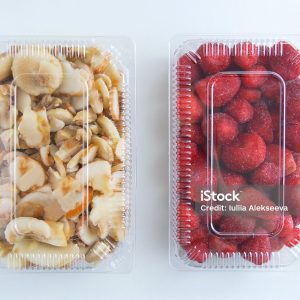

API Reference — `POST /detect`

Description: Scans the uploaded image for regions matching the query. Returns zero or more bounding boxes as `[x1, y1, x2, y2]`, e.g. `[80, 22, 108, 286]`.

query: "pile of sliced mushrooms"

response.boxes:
[0, 45, 126, 269]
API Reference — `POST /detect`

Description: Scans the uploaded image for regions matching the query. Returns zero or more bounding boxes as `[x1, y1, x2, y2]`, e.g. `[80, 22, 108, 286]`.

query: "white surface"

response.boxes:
[0, 0, 300, 299]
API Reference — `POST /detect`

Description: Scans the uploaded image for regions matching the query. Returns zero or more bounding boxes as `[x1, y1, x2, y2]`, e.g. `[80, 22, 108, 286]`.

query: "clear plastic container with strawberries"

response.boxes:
[0, 37, 135, 272]
[170, 36, 300, 269]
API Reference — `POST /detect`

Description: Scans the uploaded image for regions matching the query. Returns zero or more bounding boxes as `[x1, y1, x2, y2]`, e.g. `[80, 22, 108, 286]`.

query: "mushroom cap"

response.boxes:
[12, 54, 63, 96]
[0, 54, 13, 81]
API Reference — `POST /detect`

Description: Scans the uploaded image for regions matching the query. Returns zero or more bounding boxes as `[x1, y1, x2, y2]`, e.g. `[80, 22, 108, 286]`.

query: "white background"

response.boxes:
[0, 0, 299, 299]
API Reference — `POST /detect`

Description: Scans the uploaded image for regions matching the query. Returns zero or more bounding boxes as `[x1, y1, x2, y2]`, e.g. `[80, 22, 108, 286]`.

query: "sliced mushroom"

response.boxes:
[12, 54, 63, 96]
[90, 51, 111, 74]
[55, 61, 87, 96]
[0, 84, 13, 96]
[67, 144, 98, 171]
[91, 135, 114, 162]
[76, 160, 111, 194]
[89, 193, 125, 241]
[95, 78, 109, 108]
[95, 73, 112, 90]
[97, 115, 120, 142]
[61, 217, 75, 240]
[111, 171, 124, 192]
[0, 197, 13, 229]
[89, 89, 103, 114]
[47, 167, 62, 189]
[103, 63, 122, 87]
[38, 94, 62, 110]
[0, 129, 18, 151]
[0, 94, 17, 130]
[109, 87, 120, 121]
[16, 88, 31, 114]
[75, 127, 92, 145]
[53, 155, 66, 177]
[0, 241, 12, 257]
[55, 138, 81, 162]
[11, 240, 80, 268]
[73, 110, 97, 125]
[115, 138, 125, 161]
[54, 126, 77, 146]
[76, 216, 98, 246]
[18, 107, 50, 148]
[5, 217, 67, 247]
[10, 156, 46, 192]
[0, 54, 13, 81]
[71, 95, 88, 111]
[47, 108, 73, 132]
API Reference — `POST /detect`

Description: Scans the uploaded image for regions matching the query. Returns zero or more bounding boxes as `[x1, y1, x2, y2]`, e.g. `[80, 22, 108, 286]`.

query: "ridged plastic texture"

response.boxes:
[169, 36, 300, 270]
[0, 37, 135, 272]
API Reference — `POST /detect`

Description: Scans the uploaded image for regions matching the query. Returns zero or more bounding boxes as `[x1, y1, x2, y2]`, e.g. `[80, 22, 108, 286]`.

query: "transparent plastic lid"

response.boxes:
[0, 37, 135, 272]
[170, 36, 300, 269]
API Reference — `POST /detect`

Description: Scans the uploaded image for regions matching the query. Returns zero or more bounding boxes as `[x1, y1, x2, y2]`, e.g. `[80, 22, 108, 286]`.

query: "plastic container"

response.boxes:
[169, 35, 300, 270]
[0, 36, 135, 272]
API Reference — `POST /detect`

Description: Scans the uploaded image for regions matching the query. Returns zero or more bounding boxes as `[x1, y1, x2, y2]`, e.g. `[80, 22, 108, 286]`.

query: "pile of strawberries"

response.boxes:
[176, 41, 300, 266]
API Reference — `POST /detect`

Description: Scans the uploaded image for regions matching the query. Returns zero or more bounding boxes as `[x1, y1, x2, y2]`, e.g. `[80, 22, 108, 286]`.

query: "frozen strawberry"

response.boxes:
[222, 133, 266, 173]
[237, 88, 261, 103]
[247, 102, 273, 143]
[209, 235, 238, 256]
[180, 124, 205, 145]
[177, 52, 201, 83]
[225, 97, 254, 123]
[202, 113, 238, 145]
[195, 74, 241, 107]
[285, 177, 300, 217]
[239, 187, 279, 220]
[190, 149, 206, 173]
[270, 236, 284, 252]
[250, 162, 280, 185]
[177, 202, 199, 230]
[185, 240, 209, 263]
[266, 144, 296, 176]
[199, 211, 223, 227]
[239, 228, 272, 265]
[286, 122, 300, 152]
[286, 79, 300, 123]
[293, 216, 300, 226]
[190, 167, 218, 202]
[178, 225, 208, 249]
[260, 77, 281, 102]
[280, 227, 300, 248]
[269, 42, 300, 81]
[219, 171, 246, 193]
[197, 43, 231, 74]
[278, 215, 294, 239]
[177, 94, 203, 124]
[241, 65, 268, 88]
[233, 42, 259, 70]
[219, 215, 256, 243]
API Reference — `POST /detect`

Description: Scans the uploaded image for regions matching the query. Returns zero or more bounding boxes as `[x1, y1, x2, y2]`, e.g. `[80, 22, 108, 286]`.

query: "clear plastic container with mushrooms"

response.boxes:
[0, 38, 135, 272]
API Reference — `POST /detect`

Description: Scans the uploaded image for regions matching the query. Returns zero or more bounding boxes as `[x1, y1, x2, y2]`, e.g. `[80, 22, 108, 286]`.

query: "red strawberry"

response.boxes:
[269, 42, 300, 81]
[286, 122, 300, 152]
[293, 216, 300, 226]
[177, 94, 203, 124]
[260, 77, 281, 102]
[278, 215, 294, 239]
[285, 176, 300, 217]
[241, 65, 268, 88]
[280, 227, 300, 248]
[177, 141, 199, 163]
[247, 102, 273, 143]
[197, 43, 231, 74]
[177, 52, 201, 84]
[177, 202, 199, 230]
[199, 210, 222, 227]
[250, 162, 280, 185]
[233, 42, 259, 70]
[195, 74, 241, 107]
[222, 133, 266, 173]
[219, 215, 256, 243]
[270, 236, 284, 252]
[209, 235, 237, 256]
[180, 124, 205, 145]
[219, 171, 246, 193]
[190, 149, 206, 173]
[237, 88, 261, 103]
[178, 225, 208, 249]
[266, 144, 296, 176]
[239, 228, 272, 265]
[202, 113, 238, 145]
[185, 240, 209, 263]
[225, 97, 254, 123]
[286, 79, 300, 123]
[190, 167, 218, 202]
